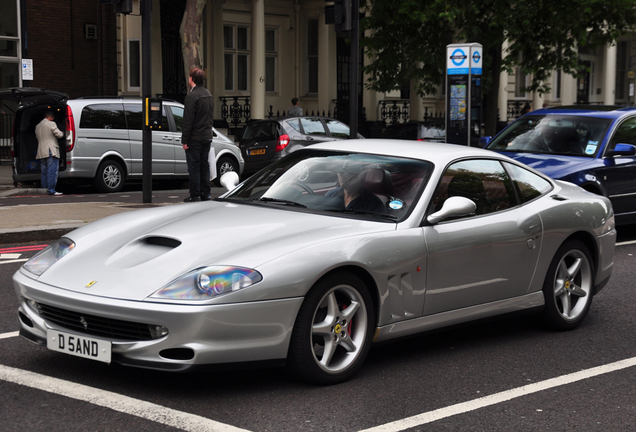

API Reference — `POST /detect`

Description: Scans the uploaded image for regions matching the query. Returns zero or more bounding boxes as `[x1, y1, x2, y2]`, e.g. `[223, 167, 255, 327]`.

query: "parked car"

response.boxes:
[383, 121, 446, 142]
[482, 105, 636, 225]
[14, 139, 615, 384]
[239, 116, 363, 175]
[0, 87, 244, 192]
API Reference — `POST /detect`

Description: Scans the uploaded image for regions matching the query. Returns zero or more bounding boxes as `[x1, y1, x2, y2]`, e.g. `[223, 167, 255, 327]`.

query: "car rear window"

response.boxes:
[79, 104, 127, 129]
[325, 119, 350, 138]
[243, 122, 279, 140]
[300, 118, 327, 136]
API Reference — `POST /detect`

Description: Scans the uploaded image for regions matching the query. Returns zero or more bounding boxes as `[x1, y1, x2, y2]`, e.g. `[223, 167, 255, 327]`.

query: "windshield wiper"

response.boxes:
[326, 208, 397, 221]
[256, 197, 307, 208]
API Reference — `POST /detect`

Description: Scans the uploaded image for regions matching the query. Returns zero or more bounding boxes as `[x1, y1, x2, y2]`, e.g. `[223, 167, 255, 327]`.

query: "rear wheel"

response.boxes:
[94, 160, 125, 193]
[542, 240, 594, 330]
[214, 156, 238, 187]
[288, 272, 374, 385]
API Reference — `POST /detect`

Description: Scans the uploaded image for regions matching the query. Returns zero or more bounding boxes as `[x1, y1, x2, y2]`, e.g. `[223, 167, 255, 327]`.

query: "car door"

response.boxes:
[166, 105, 188, 175]
[422, 158, 543, 316]
[294, 118, 334, 149]
[125, 103, 174, 175]
[600, 116, 636, 219]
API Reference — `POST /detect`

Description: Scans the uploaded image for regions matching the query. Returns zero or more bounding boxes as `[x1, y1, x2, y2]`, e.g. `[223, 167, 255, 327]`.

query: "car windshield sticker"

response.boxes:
[388, 199, 404, 210]
[585, 142, 598, 155]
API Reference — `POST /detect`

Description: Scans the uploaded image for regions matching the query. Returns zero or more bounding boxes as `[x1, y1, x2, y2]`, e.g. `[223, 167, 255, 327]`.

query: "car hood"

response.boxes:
[31, 201, 393, 301]
[497, 151, 594, 179]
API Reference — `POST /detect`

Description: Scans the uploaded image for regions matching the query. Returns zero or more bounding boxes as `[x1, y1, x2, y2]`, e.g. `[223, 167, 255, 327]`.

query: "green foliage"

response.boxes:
[362, 0, 636, 96]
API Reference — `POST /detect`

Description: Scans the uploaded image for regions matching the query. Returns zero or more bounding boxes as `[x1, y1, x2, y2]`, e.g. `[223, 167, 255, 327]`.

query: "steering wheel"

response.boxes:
[287, 180, 314, 195]
[525, 136, 550, 152]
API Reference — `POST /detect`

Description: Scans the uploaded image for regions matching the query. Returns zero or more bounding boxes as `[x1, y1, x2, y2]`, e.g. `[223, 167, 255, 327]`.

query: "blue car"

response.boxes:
[482, 106, 636, 226]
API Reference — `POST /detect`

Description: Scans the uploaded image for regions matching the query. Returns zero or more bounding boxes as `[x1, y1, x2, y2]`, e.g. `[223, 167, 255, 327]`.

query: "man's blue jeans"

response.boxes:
[40, 155, 59, 195]
[185, 140, 211, 199]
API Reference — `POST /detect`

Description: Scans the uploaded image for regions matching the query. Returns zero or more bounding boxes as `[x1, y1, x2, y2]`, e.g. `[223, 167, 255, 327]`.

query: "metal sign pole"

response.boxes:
[348, 0, 359, 139]
[141, 0, 152, 203]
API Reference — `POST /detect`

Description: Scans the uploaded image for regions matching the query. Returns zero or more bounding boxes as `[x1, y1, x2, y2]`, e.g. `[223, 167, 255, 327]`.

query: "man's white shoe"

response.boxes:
[52, 191, 63, 196]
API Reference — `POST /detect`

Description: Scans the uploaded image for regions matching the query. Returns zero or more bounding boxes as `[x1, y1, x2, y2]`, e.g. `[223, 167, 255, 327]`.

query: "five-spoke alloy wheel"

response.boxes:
[288, 272, 374, 385]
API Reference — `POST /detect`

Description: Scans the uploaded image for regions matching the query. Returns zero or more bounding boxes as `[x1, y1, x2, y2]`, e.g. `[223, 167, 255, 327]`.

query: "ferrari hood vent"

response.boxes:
[144, 236, 182, 248]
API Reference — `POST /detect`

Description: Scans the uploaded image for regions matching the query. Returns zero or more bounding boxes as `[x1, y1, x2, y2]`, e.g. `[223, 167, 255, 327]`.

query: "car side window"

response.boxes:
[325, 119, 350, 138]
[607, 116, 636, 152]
[123, 104, 169, 131]
[79, 104, 127, 129]
[285, 119, 301, 133]
[504, 162, 553, 203]
[171, 106, 184, 132]
[299, 118, 327, 136]
[431, 159, 515, 217]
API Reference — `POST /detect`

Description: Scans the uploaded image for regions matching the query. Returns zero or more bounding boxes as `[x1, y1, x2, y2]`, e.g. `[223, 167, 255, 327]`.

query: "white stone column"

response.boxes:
[250, 0, 265, 119]
[604, 44, 617, 105]
[561, 73, 577, 105]
[318, 10, 330, 115]
[533, 91, 544, 111]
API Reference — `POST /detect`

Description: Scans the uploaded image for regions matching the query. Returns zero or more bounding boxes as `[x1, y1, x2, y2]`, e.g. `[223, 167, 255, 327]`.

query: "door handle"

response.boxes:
[162, 136, 173, 141]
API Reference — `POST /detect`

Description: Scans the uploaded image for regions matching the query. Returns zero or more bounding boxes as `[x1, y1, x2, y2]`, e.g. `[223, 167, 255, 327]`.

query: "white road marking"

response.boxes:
[0, 253, 22, 259]
[0, 331, 19, 340]
[359, 356, 636, 432]
[0, 364, 252, 432]
[617, 239, 636, 246]
[0, 258, 28, 265]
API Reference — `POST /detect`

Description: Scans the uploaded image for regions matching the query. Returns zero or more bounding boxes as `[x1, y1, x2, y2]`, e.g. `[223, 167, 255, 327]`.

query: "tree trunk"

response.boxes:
[180, 0, 207, 85]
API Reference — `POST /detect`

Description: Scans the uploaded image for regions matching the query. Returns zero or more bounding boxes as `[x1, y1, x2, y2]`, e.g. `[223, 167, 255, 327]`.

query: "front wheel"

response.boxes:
[213, 156, 238, 187]
[94, 160, 125, 193]
[287, 272, 374, 385]
[542, 240, 595, 331]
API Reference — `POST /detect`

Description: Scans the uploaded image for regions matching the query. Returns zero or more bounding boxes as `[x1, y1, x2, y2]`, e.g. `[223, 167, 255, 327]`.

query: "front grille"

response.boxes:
[37, 303, 153, 341]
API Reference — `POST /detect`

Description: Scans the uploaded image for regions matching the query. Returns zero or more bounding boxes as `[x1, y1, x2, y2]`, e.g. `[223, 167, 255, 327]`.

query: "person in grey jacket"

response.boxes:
[182, 67, 214, 202]
[35, 111, 64, 195]
[287, 98, 303, 117]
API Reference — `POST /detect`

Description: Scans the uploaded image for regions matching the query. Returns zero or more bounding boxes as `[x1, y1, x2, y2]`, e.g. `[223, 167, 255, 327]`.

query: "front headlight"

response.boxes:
[149, 266, 262, 301]
[23, 238, 75, 276]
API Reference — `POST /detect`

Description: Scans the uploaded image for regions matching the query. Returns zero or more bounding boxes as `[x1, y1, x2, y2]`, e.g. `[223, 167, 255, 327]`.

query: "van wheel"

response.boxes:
[214, 156, 238, 187]
[95, 160, 125, 193]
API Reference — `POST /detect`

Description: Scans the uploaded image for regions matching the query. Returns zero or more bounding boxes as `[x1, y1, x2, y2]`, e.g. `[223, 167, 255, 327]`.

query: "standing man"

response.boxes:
[35, 111, 64, 196]
[182, 67, 214, 202]
[287, 98, 303, 117]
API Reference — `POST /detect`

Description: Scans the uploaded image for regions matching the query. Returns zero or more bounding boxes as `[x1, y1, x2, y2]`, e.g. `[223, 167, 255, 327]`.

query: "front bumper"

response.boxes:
[14, 270, 303, 371]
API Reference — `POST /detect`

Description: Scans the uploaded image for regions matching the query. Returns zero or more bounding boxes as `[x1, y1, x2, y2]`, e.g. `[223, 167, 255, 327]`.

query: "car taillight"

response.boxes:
[65, 105, 75, 152]
[275, 134, 290, 152]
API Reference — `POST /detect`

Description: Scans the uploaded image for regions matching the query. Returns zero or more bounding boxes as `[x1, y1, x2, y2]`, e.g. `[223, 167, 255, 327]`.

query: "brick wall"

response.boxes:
[24, 1, 118, 98]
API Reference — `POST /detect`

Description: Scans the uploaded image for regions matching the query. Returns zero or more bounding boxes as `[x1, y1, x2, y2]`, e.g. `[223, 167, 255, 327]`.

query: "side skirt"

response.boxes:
[373, 291, 545, 343]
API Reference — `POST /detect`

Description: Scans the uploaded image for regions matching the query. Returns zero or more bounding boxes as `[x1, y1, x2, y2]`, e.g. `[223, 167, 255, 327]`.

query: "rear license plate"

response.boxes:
[47, 330, 112, 363]
[250, 148, 266, 155]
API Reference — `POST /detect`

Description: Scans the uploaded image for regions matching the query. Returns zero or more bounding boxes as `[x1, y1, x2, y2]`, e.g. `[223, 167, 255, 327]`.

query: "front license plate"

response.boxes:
[47, 330, 112, 363]
[250, 148, 266, 155]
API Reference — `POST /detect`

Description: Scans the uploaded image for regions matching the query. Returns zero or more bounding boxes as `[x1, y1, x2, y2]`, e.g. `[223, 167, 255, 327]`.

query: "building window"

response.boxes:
[128, 40, 140, 90]
[553, 69, 561, 100]
[265, 28, 277, 93]
[616, 41, 629, 102]
[0, 0, 21, 87]
[224, 25, 249, 92]
[514, 66, 527, 98]
[306, 19, 319, 95]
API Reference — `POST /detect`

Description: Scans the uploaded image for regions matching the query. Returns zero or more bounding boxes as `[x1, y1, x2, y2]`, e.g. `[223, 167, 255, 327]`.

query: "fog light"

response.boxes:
[26, 298, 39, 311]
[148, 325, 169, 339]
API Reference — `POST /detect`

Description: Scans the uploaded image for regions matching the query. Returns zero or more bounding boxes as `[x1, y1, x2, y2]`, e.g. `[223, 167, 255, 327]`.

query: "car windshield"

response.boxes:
[486, 115, 612, 157]
[221, 149, 433, 222]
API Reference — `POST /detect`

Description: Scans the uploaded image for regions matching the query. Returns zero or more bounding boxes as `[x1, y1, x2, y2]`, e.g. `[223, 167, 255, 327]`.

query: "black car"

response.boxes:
[239, 117, 362, 175]
[383, 121, 446, 142]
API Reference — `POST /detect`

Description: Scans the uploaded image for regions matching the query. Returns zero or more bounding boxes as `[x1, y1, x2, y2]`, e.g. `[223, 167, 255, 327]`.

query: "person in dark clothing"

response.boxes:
[182, 67, 214, 202]
[326, 163, 386, 214]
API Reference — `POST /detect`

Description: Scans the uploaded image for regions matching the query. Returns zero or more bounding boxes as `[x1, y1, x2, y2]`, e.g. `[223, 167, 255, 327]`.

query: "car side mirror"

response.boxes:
[479, 136, 492, 147]
[427, 196, 477, 224]
[606, 143, 636, 157]
[220, 171, 240, 191]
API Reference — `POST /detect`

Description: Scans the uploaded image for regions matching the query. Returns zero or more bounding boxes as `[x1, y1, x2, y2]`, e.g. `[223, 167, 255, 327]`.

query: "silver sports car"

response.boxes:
[14, 139, 616, 384]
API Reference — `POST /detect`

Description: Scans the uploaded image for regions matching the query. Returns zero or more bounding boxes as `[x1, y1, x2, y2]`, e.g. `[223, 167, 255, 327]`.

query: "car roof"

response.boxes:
[527, 105, 636, 119]
[309, 139, 505, 164]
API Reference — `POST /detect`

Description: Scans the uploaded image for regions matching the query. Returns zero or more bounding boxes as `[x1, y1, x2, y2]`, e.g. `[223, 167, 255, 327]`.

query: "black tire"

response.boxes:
[287, 271, 374, 385]
[94, 159, 125, 193]
[214, 156, 238, 187]
[542, 240, 595, 331]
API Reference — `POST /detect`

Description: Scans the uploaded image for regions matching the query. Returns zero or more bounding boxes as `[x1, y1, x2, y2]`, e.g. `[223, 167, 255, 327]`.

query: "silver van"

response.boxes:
[1, 88, 243, 192]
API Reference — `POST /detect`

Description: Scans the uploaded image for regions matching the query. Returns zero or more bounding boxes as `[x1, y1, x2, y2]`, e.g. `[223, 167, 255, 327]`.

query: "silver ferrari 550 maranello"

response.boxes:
[14, 139, 616, 384]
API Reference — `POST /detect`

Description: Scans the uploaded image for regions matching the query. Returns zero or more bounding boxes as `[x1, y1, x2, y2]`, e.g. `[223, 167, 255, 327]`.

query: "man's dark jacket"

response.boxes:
[182, 85, 214, 145]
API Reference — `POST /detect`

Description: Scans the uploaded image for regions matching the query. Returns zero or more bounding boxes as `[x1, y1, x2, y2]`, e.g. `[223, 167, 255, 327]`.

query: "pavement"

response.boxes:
[0, 164, 223, 244]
